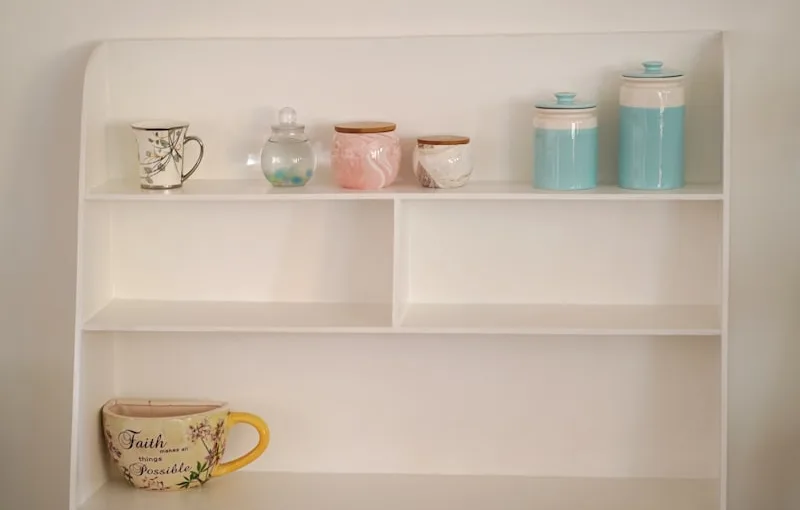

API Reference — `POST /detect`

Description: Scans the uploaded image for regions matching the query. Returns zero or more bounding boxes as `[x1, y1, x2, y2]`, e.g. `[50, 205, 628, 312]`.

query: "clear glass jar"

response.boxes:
[260, 107, 316, 187]
[412, 135, 472, 188]
[331, 121, 401, 190]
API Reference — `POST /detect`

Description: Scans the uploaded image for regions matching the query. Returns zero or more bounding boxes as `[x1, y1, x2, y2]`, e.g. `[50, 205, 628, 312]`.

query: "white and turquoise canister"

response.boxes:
[533, 92, 598, 190]
[618, 61, 685, 190]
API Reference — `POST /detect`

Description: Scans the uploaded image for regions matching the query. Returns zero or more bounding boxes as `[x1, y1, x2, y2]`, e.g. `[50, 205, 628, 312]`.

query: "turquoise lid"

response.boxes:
[622, 60, 683, 79]
[535, 92, 596, 110]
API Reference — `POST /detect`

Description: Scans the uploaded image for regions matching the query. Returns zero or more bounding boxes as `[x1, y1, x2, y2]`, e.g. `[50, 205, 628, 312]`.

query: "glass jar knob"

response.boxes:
[278, 107, 297, 126]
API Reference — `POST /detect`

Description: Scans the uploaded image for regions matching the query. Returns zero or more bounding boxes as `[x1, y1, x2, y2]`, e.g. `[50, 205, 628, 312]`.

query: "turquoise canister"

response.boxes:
[533, 92, 598, 190]
[618, 61, 685, 190]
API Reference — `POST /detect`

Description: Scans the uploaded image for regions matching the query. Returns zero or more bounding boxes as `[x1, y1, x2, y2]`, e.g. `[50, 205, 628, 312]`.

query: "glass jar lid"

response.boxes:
[334, 121, 396, 134]
[622, 60, 684, 79]
[272, 106, 305, 131]
[417, 135, 470, 145]
[269, 106, 309, 141]
[535, 92, 596, 110]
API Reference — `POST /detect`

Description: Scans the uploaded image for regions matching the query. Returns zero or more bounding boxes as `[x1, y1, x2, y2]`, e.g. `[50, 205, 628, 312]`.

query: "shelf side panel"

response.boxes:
[114, 333, 721, 479]
[98, 32, 721, 186]
[81, 203, 113, 322]
[76, 333, 116, 506]
[718, 31, 733, 510]
[81, 43, 110, 193]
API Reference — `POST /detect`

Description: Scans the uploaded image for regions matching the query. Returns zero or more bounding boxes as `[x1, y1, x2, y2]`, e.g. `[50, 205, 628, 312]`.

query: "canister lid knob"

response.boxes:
[555, 92, 577, 105]
[642, 61, 664, 74]
[623, 60, 684, 79]
[535, 92, 596, 110]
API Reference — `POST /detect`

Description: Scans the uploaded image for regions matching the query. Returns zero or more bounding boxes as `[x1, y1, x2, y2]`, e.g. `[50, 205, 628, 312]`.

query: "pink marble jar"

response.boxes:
[331, 121, 401, 190]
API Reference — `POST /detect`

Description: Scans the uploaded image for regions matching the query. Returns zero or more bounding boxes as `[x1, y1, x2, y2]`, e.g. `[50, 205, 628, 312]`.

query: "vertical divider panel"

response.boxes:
[392, 199, 408, 327]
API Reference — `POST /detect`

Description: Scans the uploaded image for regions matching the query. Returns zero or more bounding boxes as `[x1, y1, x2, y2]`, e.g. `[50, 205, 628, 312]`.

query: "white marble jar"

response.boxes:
[412, 135, 472, 189]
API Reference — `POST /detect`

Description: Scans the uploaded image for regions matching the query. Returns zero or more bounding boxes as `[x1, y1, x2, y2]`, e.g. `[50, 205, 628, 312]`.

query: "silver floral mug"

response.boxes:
[102, 399, 270, 491]
[131, 120, 205, 189]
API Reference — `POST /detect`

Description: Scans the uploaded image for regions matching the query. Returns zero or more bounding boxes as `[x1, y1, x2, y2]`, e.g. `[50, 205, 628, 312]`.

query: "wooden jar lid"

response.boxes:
[417, 135, 470, 145]
[334, 121, 396, 134]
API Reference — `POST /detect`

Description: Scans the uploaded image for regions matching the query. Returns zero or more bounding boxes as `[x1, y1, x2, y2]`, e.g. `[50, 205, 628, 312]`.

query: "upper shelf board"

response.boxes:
[87, 179, 723, 202]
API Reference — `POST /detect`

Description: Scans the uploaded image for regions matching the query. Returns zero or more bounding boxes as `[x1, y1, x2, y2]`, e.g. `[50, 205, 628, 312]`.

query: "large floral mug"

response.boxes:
[102, 399, 269, 491]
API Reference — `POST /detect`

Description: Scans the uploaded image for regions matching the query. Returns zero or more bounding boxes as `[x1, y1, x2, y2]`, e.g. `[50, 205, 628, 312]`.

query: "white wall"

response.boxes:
[0, 1, 797, 509]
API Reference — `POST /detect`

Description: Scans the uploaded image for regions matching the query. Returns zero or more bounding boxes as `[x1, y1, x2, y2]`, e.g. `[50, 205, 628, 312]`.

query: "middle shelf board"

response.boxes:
[83, 299, 721, 336]
[86, 180, 724, 202]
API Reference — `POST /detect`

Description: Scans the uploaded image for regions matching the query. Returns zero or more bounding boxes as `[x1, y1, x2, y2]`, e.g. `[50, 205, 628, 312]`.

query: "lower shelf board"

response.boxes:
[83, 299, 721, 335]
[79, 472, 719, 510]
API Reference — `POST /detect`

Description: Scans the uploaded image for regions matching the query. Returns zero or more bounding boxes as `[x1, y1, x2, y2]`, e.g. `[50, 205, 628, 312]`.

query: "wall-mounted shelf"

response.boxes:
[72, 30, 729, 510]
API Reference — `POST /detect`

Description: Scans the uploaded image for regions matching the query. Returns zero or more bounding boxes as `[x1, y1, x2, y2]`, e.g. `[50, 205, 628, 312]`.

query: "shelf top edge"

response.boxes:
[93, 29, 726, 47]
[82, 326, 723, 336]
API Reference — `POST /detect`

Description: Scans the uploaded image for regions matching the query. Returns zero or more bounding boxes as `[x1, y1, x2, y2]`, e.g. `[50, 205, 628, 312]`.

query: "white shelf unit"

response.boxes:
[71, 31, 729, 510]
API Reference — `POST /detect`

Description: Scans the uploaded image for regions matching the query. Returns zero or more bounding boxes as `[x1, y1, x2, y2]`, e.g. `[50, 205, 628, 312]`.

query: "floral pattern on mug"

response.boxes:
[138, 128, 186, 185]
[104, 427, 137, 486]
[177, 418, 227, 489]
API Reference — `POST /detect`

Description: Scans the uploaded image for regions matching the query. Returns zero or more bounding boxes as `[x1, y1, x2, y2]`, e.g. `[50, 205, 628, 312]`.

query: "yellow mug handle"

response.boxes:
[211, 412, 270, 477]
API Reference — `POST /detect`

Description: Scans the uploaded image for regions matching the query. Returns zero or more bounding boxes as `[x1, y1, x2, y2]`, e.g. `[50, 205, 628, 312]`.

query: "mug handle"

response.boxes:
[181, 135, 204, 182]
[211, 412, 270, 477]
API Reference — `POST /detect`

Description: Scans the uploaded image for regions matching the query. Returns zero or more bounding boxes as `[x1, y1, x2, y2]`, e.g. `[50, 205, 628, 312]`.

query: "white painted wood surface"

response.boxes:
[84, 299, 393, 332]
[84, 300, 719, 335]
[399, 303, 721, 335]
[73, 31, 728, 509]
[109, 332, 719, 476]
[87, 180, 724, 201]
[80, 473, 719, 510]
[399, 200, 721, 306]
